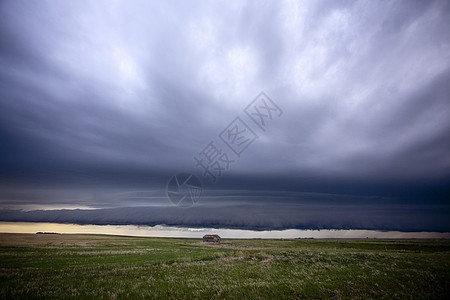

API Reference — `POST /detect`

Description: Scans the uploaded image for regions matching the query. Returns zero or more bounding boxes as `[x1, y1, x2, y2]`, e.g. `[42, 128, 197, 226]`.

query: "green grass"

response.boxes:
[0, 233, 449, 299]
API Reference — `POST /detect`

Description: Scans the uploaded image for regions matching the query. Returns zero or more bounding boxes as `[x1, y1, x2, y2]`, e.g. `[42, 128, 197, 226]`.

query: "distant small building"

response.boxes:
[202, 234, 220, 242]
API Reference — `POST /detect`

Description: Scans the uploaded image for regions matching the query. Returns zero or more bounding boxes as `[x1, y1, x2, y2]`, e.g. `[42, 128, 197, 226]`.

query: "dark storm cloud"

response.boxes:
[1, 195, 449, 232]
[0, 0, 449, 230]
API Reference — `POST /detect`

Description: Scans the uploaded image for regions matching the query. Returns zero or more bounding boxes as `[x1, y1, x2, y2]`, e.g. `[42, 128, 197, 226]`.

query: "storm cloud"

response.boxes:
[0, 0, 449, 231]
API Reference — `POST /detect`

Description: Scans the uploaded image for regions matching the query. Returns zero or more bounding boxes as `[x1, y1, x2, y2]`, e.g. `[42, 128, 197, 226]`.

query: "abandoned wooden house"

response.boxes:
[202, 234, 221, 242]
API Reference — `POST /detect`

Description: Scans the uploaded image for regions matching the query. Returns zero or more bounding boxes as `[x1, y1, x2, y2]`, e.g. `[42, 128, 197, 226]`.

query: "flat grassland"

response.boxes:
[0, 233, 449, 299]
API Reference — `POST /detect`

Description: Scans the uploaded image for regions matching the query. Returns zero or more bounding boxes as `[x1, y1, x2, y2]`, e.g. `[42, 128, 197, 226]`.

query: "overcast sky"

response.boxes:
[1, 0, 449, 232]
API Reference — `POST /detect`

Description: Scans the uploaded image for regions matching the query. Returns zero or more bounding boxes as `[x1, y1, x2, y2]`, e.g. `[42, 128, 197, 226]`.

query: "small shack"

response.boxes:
[202, 234, 221, 243]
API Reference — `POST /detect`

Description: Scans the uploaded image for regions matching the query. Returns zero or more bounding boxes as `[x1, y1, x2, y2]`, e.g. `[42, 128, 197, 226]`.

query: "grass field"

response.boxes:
[0, 233, 449, 299]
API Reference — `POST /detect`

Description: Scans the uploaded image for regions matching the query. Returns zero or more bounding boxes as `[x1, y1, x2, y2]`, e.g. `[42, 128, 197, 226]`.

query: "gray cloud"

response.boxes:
[0, 0, 449, 230]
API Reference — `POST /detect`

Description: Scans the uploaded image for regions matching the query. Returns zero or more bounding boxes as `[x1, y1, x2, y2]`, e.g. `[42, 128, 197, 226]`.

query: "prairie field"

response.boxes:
[0, 233, 449, 299]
